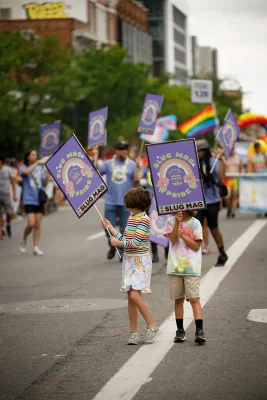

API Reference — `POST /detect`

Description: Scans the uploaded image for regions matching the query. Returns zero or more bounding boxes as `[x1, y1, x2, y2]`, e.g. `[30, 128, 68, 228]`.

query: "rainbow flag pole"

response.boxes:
[178, 104, 217, 138]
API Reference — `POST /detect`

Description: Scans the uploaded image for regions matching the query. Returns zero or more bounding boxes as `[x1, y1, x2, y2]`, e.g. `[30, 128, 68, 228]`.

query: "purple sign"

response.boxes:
[150, 199, 169, 247]
[216, 109, 240, 159]
[88, 107, 108, 148]
[147, 139, 206, 215]
[45, 134, 108, 219]
[137, 94, 164, 134]
[40, 121, 61, 155]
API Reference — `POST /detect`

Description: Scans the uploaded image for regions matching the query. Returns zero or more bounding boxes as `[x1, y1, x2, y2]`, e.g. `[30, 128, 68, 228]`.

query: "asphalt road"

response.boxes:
[0, 202, 267, 400]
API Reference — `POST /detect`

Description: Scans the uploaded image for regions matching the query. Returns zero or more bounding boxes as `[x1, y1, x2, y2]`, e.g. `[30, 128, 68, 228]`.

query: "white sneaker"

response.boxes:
[33, 247, 44, 256]
[143, 326, 161, 344]
[19, 240, 27, 253]
[127, 332, 141, 345]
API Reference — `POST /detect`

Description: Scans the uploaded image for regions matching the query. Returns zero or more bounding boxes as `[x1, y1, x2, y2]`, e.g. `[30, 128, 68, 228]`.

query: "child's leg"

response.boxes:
[128, 289, 155, 327]
[174, 298, 184, 319]
[127, 291, 138, 331]
[189, 298, 203, 320]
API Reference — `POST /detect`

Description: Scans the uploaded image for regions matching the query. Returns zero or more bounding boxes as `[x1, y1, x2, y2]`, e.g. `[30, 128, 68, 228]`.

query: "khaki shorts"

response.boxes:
[168, 275, 200, 300]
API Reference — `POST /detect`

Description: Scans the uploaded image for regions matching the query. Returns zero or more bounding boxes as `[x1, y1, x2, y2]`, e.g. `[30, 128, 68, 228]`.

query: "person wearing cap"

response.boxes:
[196, 139, 228, 266]
[96, 141, 140, 260]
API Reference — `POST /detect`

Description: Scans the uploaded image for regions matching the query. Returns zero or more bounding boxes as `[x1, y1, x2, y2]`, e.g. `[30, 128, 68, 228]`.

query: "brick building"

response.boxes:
[0, 0, 152, 63]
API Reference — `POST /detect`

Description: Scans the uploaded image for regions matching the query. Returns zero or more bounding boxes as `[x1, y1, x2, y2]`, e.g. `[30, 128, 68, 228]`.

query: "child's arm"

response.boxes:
[101, 218, 118, 237]
[169, 220, 180, 244]
[177, 228, 202, 252]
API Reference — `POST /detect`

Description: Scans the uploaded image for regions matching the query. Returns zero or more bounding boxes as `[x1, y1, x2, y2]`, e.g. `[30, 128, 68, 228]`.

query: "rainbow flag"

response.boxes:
[178, 104, 217, 137]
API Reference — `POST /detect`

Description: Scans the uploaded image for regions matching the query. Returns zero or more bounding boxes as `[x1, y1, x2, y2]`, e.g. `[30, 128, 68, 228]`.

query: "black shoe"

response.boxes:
[195, 329, 206, 344]
[215, 253, 228, 266]
[174, 329, 186, 343]
[226, 209, 231, 218]
[232, 213, 235, 218]
[6, 223, 11, 238]
[152, 254, 159, 263]
[107, 248, 116, 260]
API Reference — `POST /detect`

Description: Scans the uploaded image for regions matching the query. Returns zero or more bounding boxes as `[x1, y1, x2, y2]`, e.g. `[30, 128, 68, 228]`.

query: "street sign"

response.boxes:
[191, 80, 213, 104]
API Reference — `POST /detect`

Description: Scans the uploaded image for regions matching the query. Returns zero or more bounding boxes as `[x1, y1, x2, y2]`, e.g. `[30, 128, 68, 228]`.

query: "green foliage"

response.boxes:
[0, 32, 244, 157]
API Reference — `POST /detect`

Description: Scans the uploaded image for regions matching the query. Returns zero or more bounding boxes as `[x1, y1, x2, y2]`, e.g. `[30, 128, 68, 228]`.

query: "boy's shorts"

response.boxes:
[168, 275, 200, 300]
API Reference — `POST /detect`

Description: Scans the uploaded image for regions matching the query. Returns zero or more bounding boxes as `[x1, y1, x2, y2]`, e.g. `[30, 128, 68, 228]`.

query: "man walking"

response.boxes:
[0, 156, 17, 239]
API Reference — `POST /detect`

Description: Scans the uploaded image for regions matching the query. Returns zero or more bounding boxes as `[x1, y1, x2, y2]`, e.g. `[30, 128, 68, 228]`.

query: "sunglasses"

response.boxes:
[118, 146, 128, 150]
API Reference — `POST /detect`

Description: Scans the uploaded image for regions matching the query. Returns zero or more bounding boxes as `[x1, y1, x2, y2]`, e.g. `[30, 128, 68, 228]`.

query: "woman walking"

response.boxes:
[19, 150, 47, 255]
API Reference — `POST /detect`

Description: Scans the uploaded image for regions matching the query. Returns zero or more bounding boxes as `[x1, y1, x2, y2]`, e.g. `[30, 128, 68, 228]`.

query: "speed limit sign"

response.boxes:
[191, 80, 213, 104]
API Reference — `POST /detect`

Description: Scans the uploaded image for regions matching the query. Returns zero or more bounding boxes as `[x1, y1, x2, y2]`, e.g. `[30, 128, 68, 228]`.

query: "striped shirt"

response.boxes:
[116, 212, 150, 256]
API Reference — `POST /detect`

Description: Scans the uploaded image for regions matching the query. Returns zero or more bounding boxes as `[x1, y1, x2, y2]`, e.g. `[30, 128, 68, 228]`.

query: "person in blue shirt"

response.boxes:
[195, 139, 228, 266]
[96, 141, 139, 261]
[19, 150, 46, 256]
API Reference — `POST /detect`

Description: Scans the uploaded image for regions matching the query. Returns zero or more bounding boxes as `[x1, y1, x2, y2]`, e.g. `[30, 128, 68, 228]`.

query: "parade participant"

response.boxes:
[196, 139, 228, 266]
[202, 217, 211, 255]
[140, 164, 169, 262]
[101, 187, 160, 345]
[164, 211, 206, 344]
[0, 156, 17, 239]
[19, 150, 47, 255]
[248, 142, 267, 173]
[224, 148, 244, 218]
[96, 141, 140, 261]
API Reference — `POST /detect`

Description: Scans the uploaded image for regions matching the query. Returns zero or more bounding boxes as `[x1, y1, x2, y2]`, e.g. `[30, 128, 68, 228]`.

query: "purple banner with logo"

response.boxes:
[45, 134, 108, 219]
[40, 121, 61, 155]
[147, 139, 206, 215]
[137, 94, 164, 134]
[88, 107, 108, 148]
[149, 199, 169, 247]
[216, 109, 240, 159]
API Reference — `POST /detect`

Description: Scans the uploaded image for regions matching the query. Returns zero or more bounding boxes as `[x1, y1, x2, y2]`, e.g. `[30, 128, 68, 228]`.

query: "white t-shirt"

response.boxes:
[164, 216, 203, 277]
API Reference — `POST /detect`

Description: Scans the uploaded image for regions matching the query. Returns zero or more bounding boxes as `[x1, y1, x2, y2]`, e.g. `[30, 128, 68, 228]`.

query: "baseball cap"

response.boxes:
[114, 140, 129, 150]
[196, 139, 209, 151]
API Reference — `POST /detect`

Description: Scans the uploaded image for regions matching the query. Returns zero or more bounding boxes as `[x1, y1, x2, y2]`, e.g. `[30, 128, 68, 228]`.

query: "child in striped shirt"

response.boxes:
[101, 187, 160, 345]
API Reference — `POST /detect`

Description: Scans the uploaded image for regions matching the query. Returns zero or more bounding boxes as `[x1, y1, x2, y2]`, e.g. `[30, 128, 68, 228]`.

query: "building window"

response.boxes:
[175, 67, 187, 83]
[174, 28, 185, 47]
[174, 48, 186, 64]
[89, 1, 96, 36]
[153, 40, 164, 58]
[173, 6, 186, 30]
[0, 8, 11, 20]
[153, 61, 164, 77]
[97, 7, 107, 43]
[149, 20, 164, 40]
[141, 0, 164, 18]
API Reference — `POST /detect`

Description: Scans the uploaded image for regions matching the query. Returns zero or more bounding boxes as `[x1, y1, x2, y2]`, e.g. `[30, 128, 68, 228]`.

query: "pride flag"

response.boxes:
[237, 113, 267, 129]
[178, 104, 217, 137]
[140, 115, 177, 143]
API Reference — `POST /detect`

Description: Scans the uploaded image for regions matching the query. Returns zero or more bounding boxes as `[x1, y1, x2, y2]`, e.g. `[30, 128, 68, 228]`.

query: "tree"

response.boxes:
[0, 31, 81, 156]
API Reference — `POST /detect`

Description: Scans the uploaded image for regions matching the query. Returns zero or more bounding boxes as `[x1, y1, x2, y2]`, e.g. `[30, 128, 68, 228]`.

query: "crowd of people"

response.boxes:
[1, 137, 267, 345]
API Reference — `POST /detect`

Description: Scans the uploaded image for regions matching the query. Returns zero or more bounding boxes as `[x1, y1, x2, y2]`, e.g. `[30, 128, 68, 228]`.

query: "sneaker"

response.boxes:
[174, 329, 186, 343]
[202, 246, 211, 255]
[33, 247, 44, 256]
[128, 332, 141, 345]
[143, 326, 160, 344]
[215, 253, 228, 266]
[6, 223, 11, 238]
[195, 329, 206, 344]
[19, 240, 27, 253]
[152, 254, 159, 263]
[107, 248, 116, 260]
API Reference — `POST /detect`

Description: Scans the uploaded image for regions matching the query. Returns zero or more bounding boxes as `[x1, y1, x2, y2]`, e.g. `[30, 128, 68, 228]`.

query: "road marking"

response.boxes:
[93, 219, 267, 400]
[247, 309, 267, 323]
[85, 231, 105, 241]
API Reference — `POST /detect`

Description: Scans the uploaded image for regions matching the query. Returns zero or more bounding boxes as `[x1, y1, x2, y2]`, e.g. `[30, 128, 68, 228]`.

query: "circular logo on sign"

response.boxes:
[41, 129, 59, 150]
[221, 120, 236, 150]
[141, 101, 158, 126]
[89, 116, 105, 141]
[61, 157, 94, 197]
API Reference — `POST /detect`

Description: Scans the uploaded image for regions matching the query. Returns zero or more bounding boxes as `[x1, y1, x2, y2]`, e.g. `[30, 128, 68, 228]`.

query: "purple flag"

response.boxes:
[40, 121, 61, 155]
[150, 199, 169, 247]
[137, 94, 164, 134]
[147, 139, 206, 215]
[45, 134, 108, 219]
[216, 109, 240, 159]
[88, 107, 108, 148]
